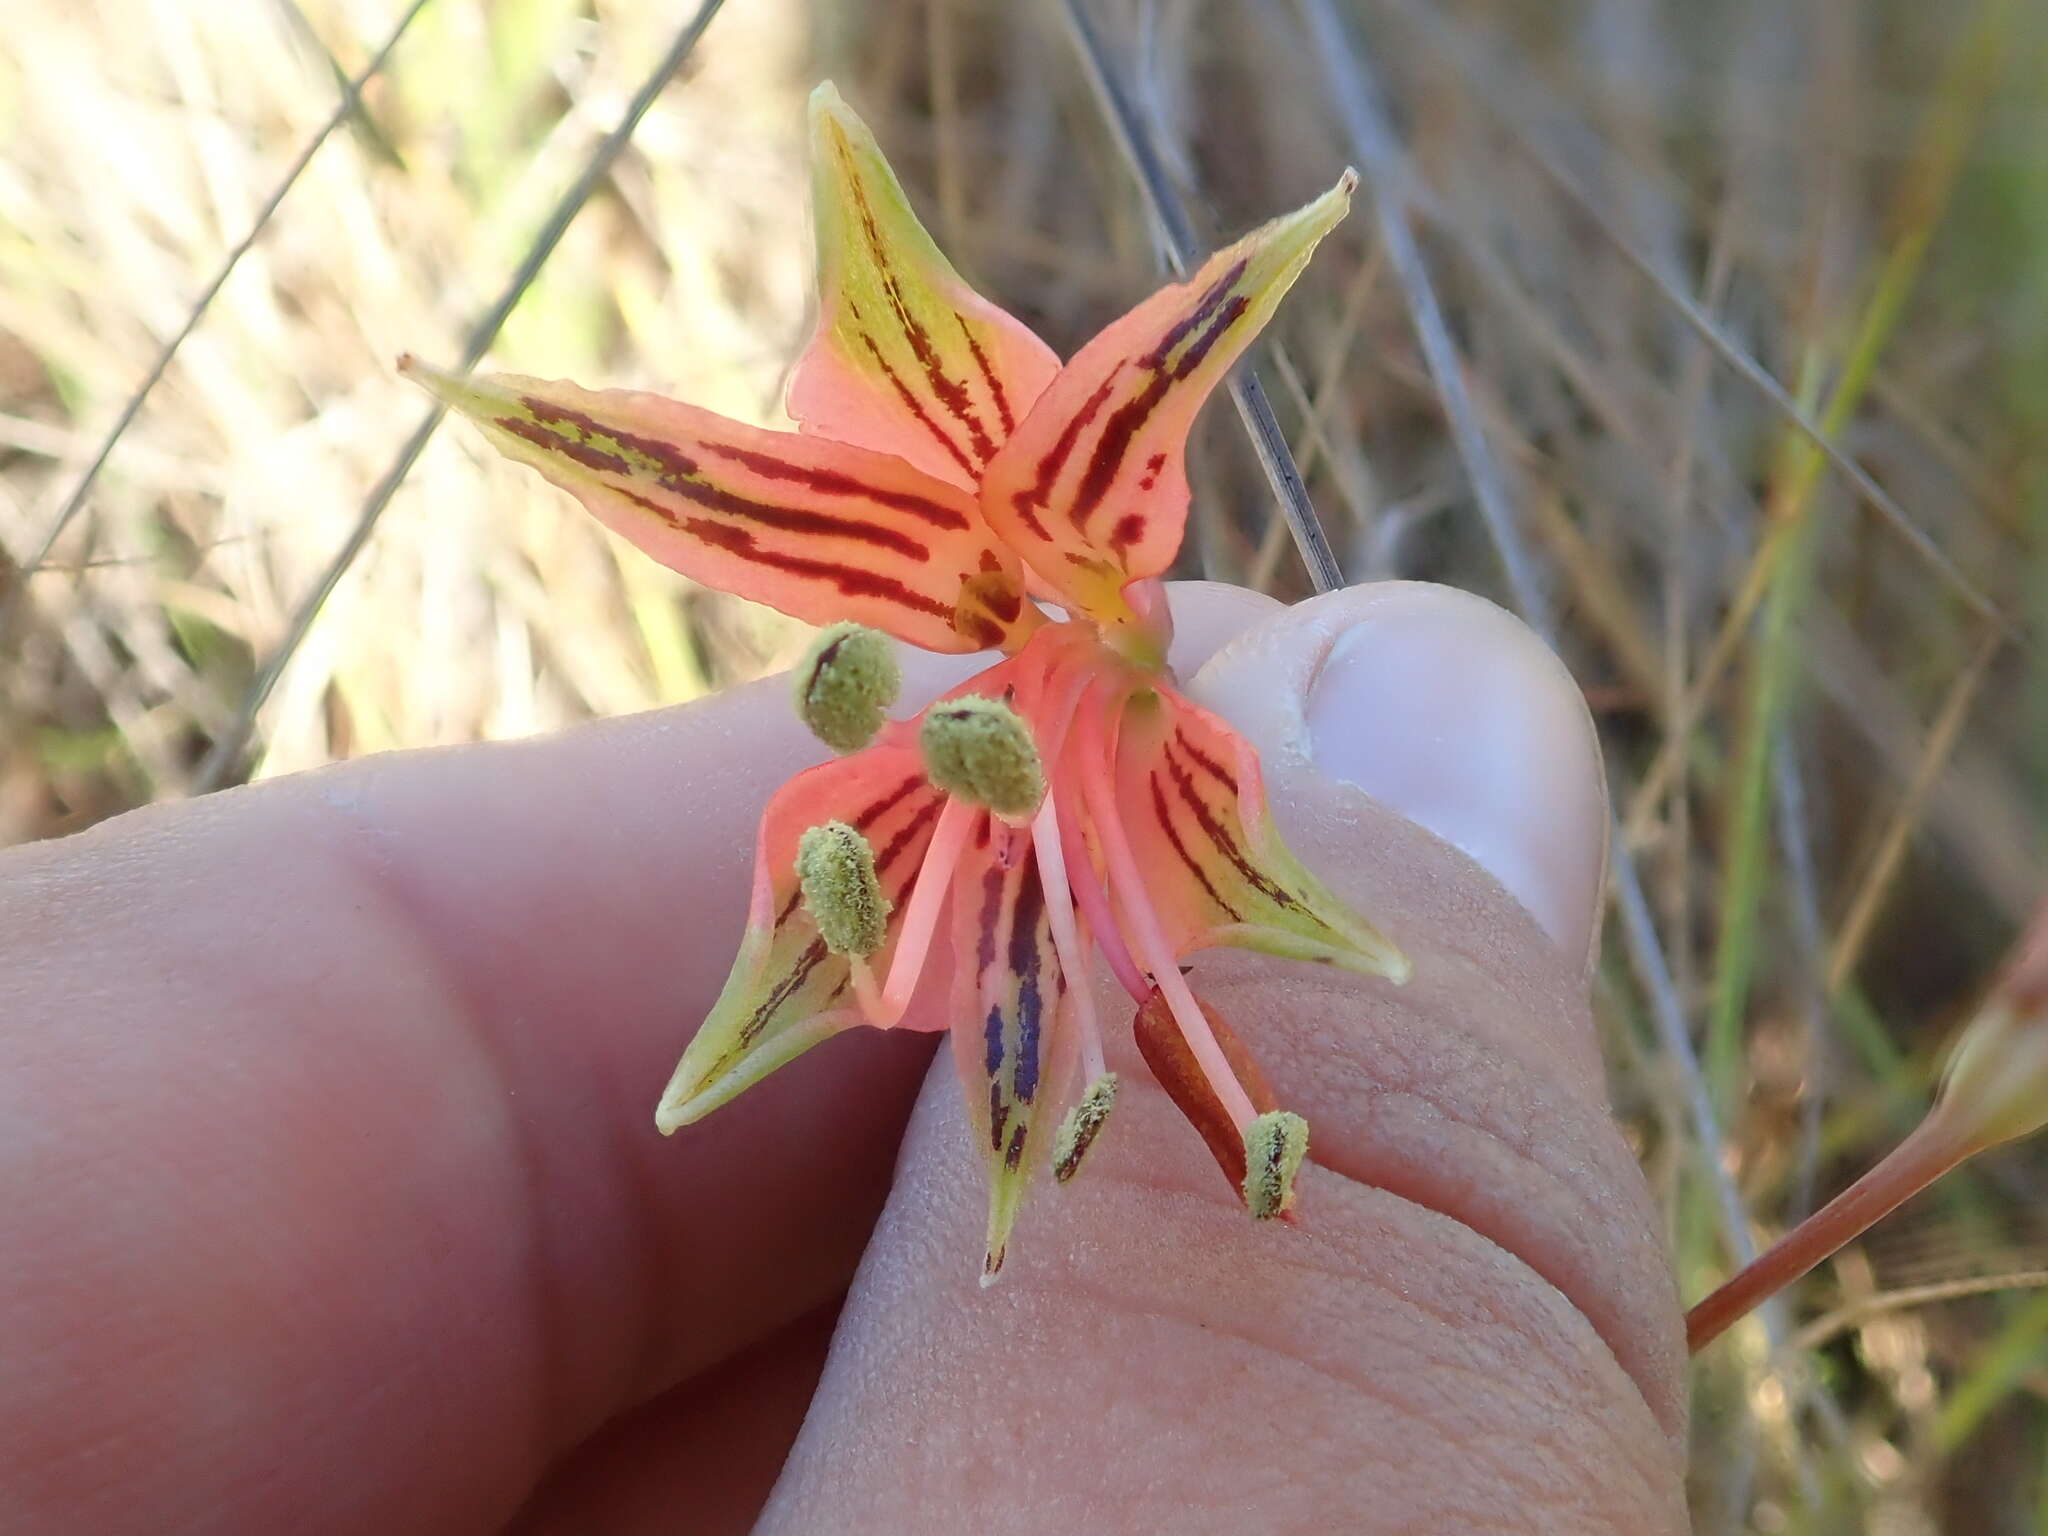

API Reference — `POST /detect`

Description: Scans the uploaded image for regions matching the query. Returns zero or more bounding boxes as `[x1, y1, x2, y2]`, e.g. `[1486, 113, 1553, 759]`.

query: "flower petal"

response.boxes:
[947, 817, 1069, 1283]
[791, 84, 1061, 490]
[1112, 681, 1408, 980]
[656, 742, 948, 1131]
[401, 358, 1035, 653]
[978, 174, 1356, 624]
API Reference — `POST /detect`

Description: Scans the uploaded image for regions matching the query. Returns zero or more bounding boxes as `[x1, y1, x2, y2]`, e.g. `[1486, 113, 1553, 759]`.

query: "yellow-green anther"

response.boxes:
[919, 696, 1044, 818]
[1053, 1073, 1119, 1184]
[1243, 1109, 1309, 1220]
[795, 821, 890, 958]
[794, 622, 900, 754]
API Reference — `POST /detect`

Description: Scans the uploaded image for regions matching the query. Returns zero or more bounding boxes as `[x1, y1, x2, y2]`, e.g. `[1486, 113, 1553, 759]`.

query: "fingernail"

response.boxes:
[1302, 585, 1607, 964]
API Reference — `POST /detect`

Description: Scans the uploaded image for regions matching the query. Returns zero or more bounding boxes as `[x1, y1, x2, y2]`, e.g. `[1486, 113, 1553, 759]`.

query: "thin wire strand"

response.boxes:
[1293, 0, 1765, 1283]
[193, 0, 730, 791]
[1058, 0, 1346, 595]
[11, 0, 433, 596]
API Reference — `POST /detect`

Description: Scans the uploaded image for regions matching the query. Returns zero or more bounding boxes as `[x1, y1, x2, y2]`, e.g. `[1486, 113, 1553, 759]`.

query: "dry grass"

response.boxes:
[6, 0, 2048, 1527]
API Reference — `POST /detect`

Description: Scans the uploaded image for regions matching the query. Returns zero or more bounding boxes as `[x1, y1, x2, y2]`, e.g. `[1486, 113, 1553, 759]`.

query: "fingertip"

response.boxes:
[1191, 581, 1609, 974]
[1161, 579, 1285, 675]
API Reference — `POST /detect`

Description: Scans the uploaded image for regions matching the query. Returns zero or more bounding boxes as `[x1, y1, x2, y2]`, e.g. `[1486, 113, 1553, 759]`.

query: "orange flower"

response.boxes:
[406, 84, 1404, 1281]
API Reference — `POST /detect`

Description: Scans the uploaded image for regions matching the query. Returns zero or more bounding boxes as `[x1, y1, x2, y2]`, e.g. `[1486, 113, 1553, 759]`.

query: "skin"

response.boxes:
[0, 582, 1685, 1534]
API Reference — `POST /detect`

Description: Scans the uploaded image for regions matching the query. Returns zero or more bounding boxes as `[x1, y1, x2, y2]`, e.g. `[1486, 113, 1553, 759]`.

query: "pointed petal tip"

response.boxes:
[806, 79, 864, 147]
[653, 1097, 695, 1135]
[655, 1070, 720, 1134]
[396, 353, 463, 406]
[395, 352, 442, 389]
[1296, 169, 1357, 235]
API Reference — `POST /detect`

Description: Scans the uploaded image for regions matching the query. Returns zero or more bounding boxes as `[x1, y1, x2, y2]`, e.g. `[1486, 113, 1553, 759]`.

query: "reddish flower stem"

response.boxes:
[1686, 1119, 1971, 1353]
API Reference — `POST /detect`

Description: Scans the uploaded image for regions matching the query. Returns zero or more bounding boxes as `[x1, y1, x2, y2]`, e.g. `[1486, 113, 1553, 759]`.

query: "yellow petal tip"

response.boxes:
[655, 1085, 710, 1135]
[807, 80, 863, 148]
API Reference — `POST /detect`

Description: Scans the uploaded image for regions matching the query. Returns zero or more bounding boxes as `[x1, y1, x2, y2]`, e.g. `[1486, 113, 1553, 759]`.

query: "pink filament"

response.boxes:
[1075, 687, 1258, 1132]
[853, 794, 977, 1026]
[1055, 774, 1147, 1002]
[1031, 797, 1108, 1081]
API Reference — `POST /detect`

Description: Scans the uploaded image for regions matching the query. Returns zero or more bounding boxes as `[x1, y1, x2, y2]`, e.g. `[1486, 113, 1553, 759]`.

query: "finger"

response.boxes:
[507, 1303, 843, 1536]
[0, 582, 1270, 1536]
[758, 582, 1685, 1534]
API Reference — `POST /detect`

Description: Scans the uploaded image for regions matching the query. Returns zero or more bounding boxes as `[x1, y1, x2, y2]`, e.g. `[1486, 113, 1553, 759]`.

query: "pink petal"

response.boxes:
[945, 816, 1071, 1283]
[401, 357, 1035, 654]
[791, 85, 1061, 491]
[1111, 679, 1407, 980]
[978, 175, 1355, 627]
[656, 742, 948, 1130]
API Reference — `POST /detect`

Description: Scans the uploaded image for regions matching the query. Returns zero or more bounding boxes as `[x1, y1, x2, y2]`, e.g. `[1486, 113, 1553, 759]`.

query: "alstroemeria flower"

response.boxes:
[404, 83, 1408, 1282]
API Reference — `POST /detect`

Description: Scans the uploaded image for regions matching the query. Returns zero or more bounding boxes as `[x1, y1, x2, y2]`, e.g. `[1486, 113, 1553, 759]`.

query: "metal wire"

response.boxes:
[1295, 0, 1551, 630]
[1058, 0, 1347, 596]
[1293, 0, 1768, 1285]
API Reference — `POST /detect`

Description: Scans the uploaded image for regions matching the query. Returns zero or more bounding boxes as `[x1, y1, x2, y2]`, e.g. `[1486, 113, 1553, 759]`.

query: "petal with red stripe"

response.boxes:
[979, 175, 1356, 625]
[791, 85, 1061, 491]
[656, 741, 948, 1131]
[946, 817, 1070, 1283]
[402, 358, 1035, 654]
[1113, 682, 1407, 980]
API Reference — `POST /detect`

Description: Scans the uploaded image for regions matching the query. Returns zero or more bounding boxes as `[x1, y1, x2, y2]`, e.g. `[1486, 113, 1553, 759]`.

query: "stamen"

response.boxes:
[1078, 694, 1259, 1132]
[920, 696, 1045, 819]
[792, 622, 900, 754]
[1031, 797, 1107, 1080]
[1053, 1074, 1120, 1184]
[1054, 787, 1147, 1001]
[1132, 986, 1279, 1201]
[1243, 1110, 1310, 1219]
[795, 822, 890, 957]
[849, 795, 978, 1026]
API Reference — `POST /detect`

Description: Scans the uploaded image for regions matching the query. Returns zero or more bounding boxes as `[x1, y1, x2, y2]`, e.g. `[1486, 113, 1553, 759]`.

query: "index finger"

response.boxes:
[0, 581, 1274, 1535]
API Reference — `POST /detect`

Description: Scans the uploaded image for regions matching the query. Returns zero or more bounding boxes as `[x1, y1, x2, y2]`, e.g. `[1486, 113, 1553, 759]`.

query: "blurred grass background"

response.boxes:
[5, 0, 2048, 1528]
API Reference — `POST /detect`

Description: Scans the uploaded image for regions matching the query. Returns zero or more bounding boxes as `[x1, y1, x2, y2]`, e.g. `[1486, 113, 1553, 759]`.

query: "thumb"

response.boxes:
[759, 582, 1686, 1535]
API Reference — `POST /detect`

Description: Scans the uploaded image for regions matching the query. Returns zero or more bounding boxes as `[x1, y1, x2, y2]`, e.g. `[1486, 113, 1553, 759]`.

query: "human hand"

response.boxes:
[0, 581, 1684, 1533]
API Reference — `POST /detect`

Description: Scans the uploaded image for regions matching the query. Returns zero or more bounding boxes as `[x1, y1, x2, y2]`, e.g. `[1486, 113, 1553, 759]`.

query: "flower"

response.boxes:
[403, 83, 1407, 1282]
